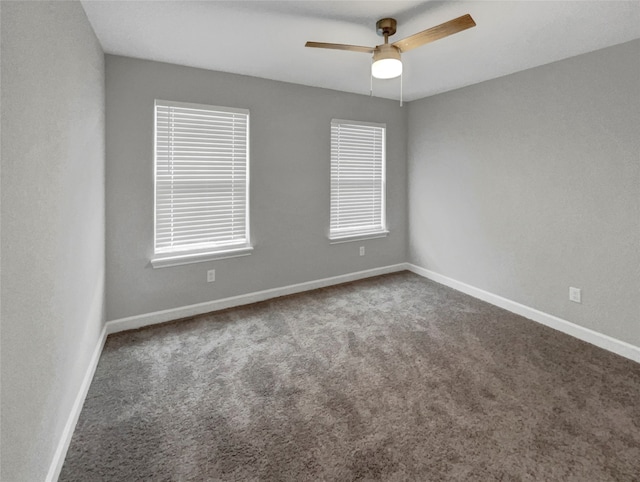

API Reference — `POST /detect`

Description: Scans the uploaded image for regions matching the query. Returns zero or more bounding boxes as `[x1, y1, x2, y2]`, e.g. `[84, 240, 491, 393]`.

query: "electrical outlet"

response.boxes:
[359, 246, 365, 256]
[569, 287, 581, 303]
[207, 269, 215, 283]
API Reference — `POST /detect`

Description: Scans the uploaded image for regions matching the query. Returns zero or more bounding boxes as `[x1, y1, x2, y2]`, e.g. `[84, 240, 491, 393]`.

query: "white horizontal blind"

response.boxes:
[154, 100, 249, 255]
[330, 119, 386, 239]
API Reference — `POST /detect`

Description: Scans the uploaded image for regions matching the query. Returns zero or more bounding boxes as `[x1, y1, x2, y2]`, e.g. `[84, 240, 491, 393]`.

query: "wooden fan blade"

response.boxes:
[305, 41, 374, 54]
[392, 14, 476, 52]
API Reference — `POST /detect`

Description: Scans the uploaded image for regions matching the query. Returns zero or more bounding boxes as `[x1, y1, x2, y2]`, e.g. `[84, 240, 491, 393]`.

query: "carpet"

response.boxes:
[60, 271, 640, 481]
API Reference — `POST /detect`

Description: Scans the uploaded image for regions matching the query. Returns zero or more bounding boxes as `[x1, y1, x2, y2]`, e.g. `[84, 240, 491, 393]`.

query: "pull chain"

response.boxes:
[370, 59, 373, 97]
[400, 70, 403, 107]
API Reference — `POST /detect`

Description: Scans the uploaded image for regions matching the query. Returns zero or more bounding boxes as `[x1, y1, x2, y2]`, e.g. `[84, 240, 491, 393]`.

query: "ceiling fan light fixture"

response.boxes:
[371, 44, 402, 79]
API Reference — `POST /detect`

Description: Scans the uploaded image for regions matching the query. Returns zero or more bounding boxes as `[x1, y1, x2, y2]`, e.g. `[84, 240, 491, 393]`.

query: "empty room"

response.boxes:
[1, 1, 639, 480]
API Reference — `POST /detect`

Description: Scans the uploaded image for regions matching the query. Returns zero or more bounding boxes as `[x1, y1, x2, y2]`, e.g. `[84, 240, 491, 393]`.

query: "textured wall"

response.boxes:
[408, 40, 640, 346]
[0, 2, 105, 480]
[105, 55, 407, 321]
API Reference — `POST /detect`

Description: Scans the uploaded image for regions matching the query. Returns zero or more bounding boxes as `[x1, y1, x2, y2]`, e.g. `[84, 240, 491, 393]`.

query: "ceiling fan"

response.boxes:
[305, 14, 476, 81]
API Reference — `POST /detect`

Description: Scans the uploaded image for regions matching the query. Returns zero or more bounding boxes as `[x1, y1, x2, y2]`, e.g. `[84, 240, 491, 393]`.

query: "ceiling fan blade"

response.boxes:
[305, 41, 375, 54]
[392, 14, 476, 52]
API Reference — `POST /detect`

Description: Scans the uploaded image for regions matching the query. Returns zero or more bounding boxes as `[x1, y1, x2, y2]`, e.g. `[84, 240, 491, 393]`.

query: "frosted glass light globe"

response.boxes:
[371, 58, 402, 79]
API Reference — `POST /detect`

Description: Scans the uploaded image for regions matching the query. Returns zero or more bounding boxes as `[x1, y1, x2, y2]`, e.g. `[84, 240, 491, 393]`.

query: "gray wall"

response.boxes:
[0, 2, 105, 480]
[105, 56, 407, 321]
[408, 40, 640, 347]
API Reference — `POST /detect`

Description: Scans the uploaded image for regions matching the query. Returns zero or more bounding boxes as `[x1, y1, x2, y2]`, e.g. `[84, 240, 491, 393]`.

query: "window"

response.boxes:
[330, 119, 387, 241]
[152, 100, 251, 268]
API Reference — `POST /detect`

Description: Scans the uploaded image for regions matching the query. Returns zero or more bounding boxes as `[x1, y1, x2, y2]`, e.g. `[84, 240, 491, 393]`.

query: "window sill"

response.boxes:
[151, 246, 253, 268]
[329, 231, 389, 244]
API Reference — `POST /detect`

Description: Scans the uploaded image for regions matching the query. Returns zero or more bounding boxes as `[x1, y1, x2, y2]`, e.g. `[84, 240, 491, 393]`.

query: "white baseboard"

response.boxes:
[406, 263, 640, 364]
[106, 263, 407, 334]
[46, 325, 108, 482]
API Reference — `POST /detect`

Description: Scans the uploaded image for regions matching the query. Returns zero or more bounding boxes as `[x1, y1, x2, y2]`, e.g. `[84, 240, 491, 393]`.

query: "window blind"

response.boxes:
[154, 100, 250, 257]
[330, 119, 386, 239]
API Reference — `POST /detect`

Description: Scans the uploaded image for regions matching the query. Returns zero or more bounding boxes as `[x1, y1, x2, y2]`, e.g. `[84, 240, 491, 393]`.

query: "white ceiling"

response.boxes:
[81, 1, 640, 102]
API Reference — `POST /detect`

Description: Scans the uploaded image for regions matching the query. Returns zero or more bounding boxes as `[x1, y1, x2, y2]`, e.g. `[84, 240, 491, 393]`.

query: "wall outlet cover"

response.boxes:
[569, 287, 581, 303]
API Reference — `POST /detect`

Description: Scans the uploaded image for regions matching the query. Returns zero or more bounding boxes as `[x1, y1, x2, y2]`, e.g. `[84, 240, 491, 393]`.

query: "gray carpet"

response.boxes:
[60, 271, 640, 481]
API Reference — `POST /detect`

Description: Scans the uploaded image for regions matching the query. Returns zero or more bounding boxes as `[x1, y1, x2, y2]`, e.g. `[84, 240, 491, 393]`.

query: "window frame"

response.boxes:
[151, 99, 252, 268]
[329, 118, 388, 243]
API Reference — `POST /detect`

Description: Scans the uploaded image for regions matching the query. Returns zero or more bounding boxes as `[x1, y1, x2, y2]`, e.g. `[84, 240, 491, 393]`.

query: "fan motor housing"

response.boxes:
[373, 43, 401, 61]
[376, 18, 397, 37]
